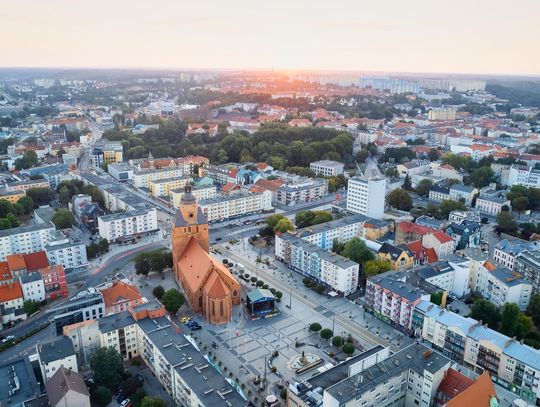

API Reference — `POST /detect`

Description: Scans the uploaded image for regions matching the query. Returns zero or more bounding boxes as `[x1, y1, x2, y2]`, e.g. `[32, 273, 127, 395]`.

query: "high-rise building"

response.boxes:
[346, 176, 386, 219]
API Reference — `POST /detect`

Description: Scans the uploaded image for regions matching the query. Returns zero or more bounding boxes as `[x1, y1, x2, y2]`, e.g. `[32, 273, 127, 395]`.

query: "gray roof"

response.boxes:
[136, 316, 248, 406]
[38, 336, 76, 364]
[495, 238, 540, 256]
[450, 184, 476, 193]
[490, 266, 530, 287]
[477, 195, 509, 204]
[294, 214, 370, 238]
[325, 343, 450, 404]
[0, 357, 40, 406]
[98, 208, 155, 222]
[20, 271, 43, 284]
[45, 367, 89, 406]
[98, 310, 136, 334]
[416, 262, 454, 280]
[368, 270, 423, 301]
[0, 221, 54, 238]
[34, 206, 56, 224]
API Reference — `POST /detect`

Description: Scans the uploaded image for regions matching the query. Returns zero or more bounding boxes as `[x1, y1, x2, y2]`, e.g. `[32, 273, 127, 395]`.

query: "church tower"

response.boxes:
[171, 183, 209, 280]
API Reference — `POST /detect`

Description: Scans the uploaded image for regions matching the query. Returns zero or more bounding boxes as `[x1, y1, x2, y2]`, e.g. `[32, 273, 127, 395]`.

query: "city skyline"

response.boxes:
[2, 0, 540, 76]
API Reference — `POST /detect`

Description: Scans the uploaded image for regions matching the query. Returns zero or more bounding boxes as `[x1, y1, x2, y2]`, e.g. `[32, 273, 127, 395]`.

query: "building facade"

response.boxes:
[346, 176, 386, 219]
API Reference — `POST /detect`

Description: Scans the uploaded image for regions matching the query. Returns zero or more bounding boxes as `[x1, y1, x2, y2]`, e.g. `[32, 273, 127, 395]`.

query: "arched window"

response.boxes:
[220, 300, 224, 317]
[233, 290, 237, 297]
[199, 296, 203, 308]
[212, 301, 216, 316]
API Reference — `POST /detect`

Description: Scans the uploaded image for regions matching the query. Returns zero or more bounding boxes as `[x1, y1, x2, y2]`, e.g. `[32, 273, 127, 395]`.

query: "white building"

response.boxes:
[476, 262, 532, 310]
[0, 223, 55, 261]
[19, 272, 46, 302]
[199, 190, 272, 222]
[133, 167, 184, 189]
[98, 208, 158, 242]
[493, 239, 540, 270]
[45, 232, 89, 277]
[170, 185, 216, 209]
[506, 164, 540, 188]
[276, 177, 328, 206]
[475, 195, 511, 216]
[449, 184, 478, 206]
[428, 107, 457, 121]
[37, 336, 78, 382]
[309, 160, 345, 176]
[346, 176, 386, 219]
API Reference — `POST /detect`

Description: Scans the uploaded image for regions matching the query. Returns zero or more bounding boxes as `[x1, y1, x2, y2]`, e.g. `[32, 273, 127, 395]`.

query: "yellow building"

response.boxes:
[363, 219, 390, 241]
[149, 176, 192, 197]
[0, 190, 25, 204]
[377, 242, 415, 271]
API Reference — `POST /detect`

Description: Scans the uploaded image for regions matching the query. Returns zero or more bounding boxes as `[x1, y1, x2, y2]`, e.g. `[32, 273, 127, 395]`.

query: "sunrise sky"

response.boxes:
[1, 0, 539, 76]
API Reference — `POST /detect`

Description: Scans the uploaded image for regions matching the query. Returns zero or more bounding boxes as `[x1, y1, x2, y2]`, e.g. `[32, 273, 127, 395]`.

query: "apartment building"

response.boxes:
[429, 185, 450, 203]
[0, 281, 25, 324]
[133, 167, 184, 189]
[309, 160, 345, 176]
[475, 262, 532, 310]
[288, 343, 452, 407]
[170, 185, 216, 208]
[275, 234, 359, 295]
[37, 336, 78, 382]
[514, 249, 540, 292]
[99, 280, 144, 315]
[148, 175, 192, 197]
[0, 222, 55, 261]
[98, 207, 158, 242]
[51, 288, 105, 334]
[0, 190, 25, 203]
[378, 243, 416, 271]
[107, 162, 134, 182]
[413, 301, 540, 403]
[428, 107, 457, 121]
[346, 176, 386, 219]
[199, 189, 272, 222]
[493, 239, 540, 269]
[276, 177, 328, 206]
[6, 179, 50, 193]
[365, 270, 431, 330]
[90, 140, 123, 167]
[63, 320, 101, 367]
[45, 231, 89, 278]
[445, 220, 481, 251]
[92, 305, 248, 406]
[475, 195, 511, 216]
[19, 271, 45, 302]
[449, 184, 478, 206]
[201, 164, 231, 185]
[506, 164, 540, 188]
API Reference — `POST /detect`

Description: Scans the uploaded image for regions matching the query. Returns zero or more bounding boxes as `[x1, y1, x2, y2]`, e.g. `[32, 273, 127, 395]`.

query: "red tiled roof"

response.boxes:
[446, 372, 496, 406]
[0, 262, 13, 283]
[6, 254, 26, 271]
[432, 231, 453, 244]
[255, 178, 283, 192]
[437, 368, 474, 403]
[397, 221, 436, 236]
[100, 281, 142, 309]
[0, 282, 23, 303]
[23, 251, 50, 271]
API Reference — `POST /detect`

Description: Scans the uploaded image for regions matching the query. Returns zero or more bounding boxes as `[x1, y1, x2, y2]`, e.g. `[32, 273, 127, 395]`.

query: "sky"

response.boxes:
[1, 0, 540, 76]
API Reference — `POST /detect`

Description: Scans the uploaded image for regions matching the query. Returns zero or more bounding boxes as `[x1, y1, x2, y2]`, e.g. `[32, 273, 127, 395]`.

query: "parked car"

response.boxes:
[1, 335, 15, 343]
[120, 399, 131, 407]
[190, 325, 202, 331]
[212, 341, 219, 349]
[180, 316, 190, 323]
[135, 373, 144, 384]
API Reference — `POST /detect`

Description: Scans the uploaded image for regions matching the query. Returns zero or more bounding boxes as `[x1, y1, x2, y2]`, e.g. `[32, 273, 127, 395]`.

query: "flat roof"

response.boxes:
[38, 336, 76, 364]
[0, 357, 40, 406]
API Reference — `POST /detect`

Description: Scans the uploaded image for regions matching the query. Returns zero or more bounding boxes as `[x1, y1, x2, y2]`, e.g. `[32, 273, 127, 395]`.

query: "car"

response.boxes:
[212, 341, 219, 349]
[1, 335, 14, 343]
[190, 325, 202, 331]
[116, 393, 125, 403]
[180, 316, 190, 323]
[120, 399, 131, 407]
[215, 237, 222, 241]
[135, 373, 144, 384]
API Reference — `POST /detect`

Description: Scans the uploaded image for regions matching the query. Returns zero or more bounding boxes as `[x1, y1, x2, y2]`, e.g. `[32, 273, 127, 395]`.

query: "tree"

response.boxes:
[439, 199, 467, 220]
[527, 294, 540, 327]
[402, 174, 412, 191]
[332, 239, 345, 255]
[356, 148, 369, 163]
[140, 397, 167, 407]
[387, 188, 412, 211]
[266, 214, 285, 230]
[98, 239, 109, 252]
[14, 150, 38, 170]
[122, 376, 141, 397]
[342, 343, 355, 355]
[132, 388, 147, 406]
[363, 259, 392, 277]
[516, 314, 533, 340]
[135, 253, 151, 275]
[161, 289, 185, 314]
[274, 218, 295, 233]
[512, 196, 529, 215]
[320, 329, 333, 340]
[90, 347, 123, 388]
[385, 167, 399, 179]
[52, 208, 76, 229]
[342, 237, 375, 265]
[470, 299, 501, 329]
[430, 292, 444, 306]
[309, 323, 322, 332]
[428, 149, 439, 162]
[23, 300, 39, 315]
[415, 179, 433, 197]
[25, 188, 54, 208]
[470, 166, 495, 188]
[295, 210, 333, 228]
[152, 285, 165, 299]
[92, 385, 112, 407]
[496, 211, 518, 234]
[501, 303, 520, 336]
[17, 196, 34, 214]
[332, 336, 344, 347]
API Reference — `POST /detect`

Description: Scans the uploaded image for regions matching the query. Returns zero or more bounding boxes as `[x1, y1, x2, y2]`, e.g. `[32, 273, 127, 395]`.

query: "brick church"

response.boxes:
[171, 183, 240, 324]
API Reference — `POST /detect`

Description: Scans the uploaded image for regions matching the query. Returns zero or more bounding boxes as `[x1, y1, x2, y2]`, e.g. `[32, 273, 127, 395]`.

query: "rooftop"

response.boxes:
[45, 367, 89, 406]
[38, 336, 76, 364]
[0, 357, 40, 407]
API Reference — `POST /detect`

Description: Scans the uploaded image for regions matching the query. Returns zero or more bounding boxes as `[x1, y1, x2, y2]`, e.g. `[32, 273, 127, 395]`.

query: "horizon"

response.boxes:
[2, 0, 540, 76]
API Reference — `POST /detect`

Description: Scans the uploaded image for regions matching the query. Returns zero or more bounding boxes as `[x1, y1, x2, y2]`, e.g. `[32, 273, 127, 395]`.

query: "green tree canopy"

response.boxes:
[52, 208, 76, 229]
[342, 237, 375, 265]
[161, 289, 185, 313]
[17, 196, 34, 214]
[275, 218, 295, 233]
[92, 386, 112, 407]
[25, 188, 54, 208]
[140, 397, 167, 407]
[470, 299, 501, 329]
[387, 188, 412, 211]
[363, 259, 392, 277]
[309, 323, 322, 332]
[320, 328, 333, 340]
[90, 347, 123, 389]
[527, 294, 540, 327]
[152, 285, 165, 299]
[496, 211, 518, 235]
[469, 166, 495, 188]
[501, 303, 520, 336]
[415, 179, 433, 197]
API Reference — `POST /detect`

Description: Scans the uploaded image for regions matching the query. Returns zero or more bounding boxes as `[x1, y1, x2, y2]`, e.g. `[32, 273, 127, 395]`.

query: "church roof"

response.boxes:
[177, 238, 213, 294]
[204, 272, 229, 299]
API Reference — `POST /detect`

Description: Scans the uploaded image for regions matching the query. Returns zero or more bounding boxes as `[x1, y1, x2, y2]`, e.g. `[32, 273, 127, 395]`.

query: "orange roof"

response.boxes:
[437, 368, 474, 403]
[406, 241, 439, 264]
[222, 182, 240, 193]
[446, 372, 497, 406]
[0, 281, 23, 303]
[483, 260, 497, 271]
[178, 238, 214, 294]
[432, 231, 453, 244]
[397, 221, 436, 236]
[424, 248, 438, 263]
[255, 178, 283, 192]
[204, 272, 229, 299]
[471, 144, 494, 151]
[100, 281, 142, 309]
[23, 251, 49, 271]
[6, 254, 26, 271]
[0, 261, 13, 283]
